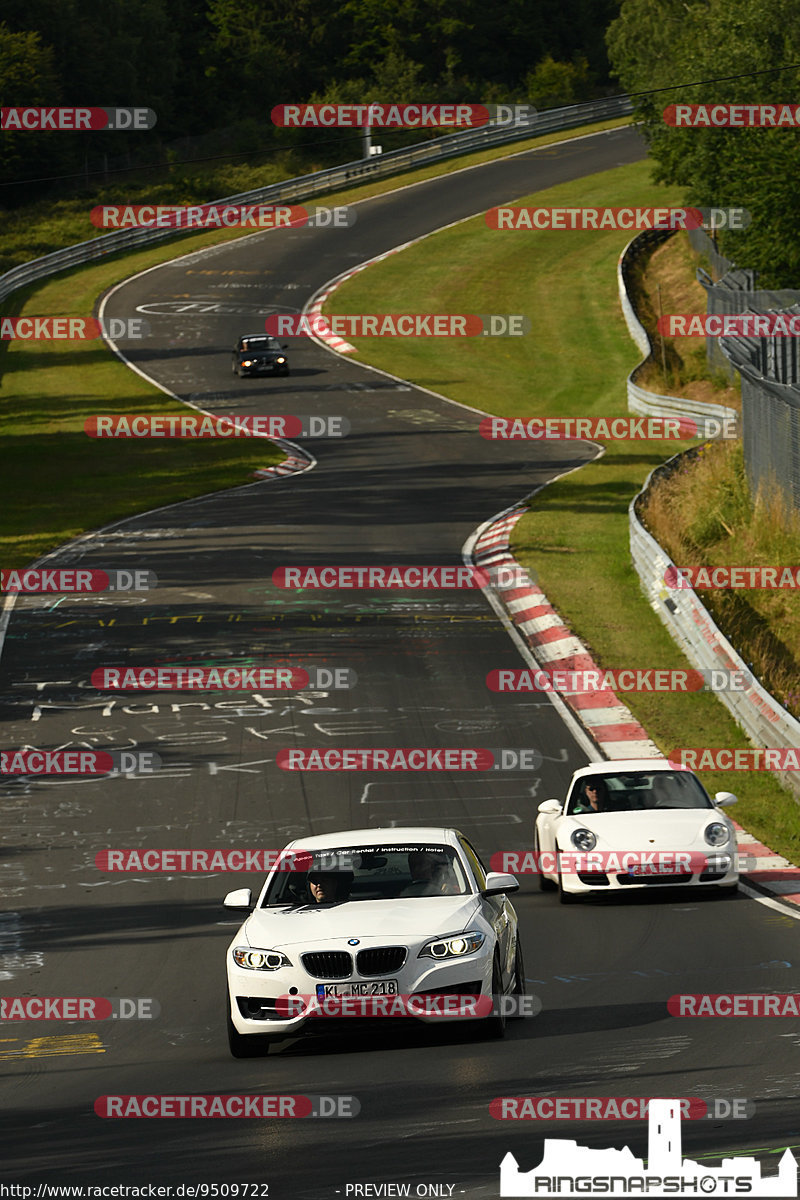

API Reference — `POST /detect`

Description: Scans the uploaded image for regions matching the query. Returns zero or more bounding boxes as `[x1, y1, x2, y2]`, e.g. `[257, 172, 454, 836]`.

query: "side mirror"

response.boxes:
[223, 888, 252, 910]
[482, 871, 520, 896]
[537, 798, 562, 815]
[714, 791, 738, 807]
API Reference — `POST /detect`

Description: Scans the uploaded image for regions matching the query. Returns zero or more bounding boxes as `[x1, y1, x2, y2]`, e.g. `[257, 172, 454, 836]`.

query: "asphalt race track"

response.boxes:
[3, 125, 800, 1195]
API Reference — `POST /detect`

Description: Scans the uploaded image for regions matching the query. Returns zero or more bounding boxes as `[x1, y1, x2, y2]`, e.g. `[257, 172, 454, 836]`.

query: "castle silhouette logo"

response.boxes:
[500, 1099, 797, 1197]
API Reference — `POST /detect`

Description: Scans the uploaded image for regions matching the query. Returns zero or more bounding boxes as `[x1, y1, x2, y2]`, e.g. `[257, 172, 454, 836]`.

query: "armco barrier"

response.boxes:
[620, 229, 800, 795]
[617, 228, 738, 432]
[629, 457, 800, 798]
[0, 96, 632, 309]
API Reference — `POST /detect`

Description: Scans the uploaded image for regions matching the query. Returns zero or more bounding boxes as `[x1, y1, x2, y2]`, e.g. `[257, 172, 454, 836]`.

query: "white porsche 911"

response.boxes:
[534, 758, 739, 903]
[223, 826, 524, 1056]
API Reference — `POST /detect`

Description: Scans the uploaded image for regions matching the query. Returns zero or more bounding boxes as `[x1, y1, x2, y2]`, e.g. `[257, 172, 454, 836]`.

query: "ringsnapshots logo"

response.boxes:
[499, 1098, 797, 1197]
[664, 103, 800, 127]
[84, 414, 348, 438]
[1, 317, 149, 340]
[95, 1094, 358, 1118]
[0, 749, 159, 776]
[0, 996, 159, 1020]
[1, 568, 156, 593]
[487, 667, 753, 693]
[1, 107, 156, 131]
[265, 314, 529, 338]
[90, 666, 355, 691]
[480, 415, 737, 440]
[270, 103, 536, 128]
[276, 748, 541, 771]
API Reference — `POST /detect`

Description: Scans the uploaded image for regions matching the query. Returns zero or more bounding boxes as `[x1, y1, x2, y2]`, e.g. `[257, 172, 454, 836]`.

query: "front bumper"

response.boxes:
[227, 942, 495, 1037]
[559, 852, 738, 895]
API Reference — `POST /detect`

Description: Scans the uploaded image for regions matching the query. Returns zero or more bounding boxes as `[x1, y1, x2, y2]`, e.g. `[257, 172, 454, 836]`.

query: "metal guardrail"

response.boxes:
[0, 95, 633, 307]
[629, 460, 800, 797]
[617, 227, 739, 431]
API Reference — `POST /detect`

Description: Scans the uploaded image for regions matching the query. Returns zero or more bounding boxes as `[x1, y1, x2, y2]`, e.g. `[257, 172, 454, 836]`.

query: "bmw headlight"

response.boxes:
[232, 946, 291, 971]
[704, 822, 730, 847]
[571, 827, 597, 851]
[242, 359, 254, 367]
[418, 931, 484, 960]
[276, 356, 286, 363]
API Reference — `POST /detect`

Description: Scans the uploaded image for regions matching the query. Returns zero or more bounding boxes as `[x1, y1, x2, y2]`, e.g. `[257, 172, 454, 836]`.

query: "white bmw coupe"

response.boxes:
[223, 826, 524, 1056]
[534, 758, 739, 903]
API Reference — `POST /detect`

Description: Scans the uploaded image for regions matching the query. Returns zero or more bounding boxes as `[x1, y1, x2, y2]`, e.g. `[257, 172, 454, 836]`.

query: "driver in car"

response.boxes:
[573, 778, 609, 813]
[307, 869, 353, 903]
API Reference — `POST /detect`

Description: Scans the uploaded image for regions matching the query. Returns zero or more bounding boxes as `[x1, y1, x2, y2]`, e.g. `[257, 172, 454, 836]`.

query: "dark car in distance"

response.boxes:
[232, 335, 290, 378]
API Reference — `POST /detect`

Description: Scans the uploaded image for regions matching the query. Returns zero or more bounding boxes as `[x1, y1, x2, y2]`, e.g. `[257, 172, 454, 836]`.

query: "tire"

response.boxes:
[481, 955, 507, 1039]
[534, 826, 556, 891]
[557, 852, 578, 905]
[509, 938, 526, 1019]
[226, 1001, 271, 1058]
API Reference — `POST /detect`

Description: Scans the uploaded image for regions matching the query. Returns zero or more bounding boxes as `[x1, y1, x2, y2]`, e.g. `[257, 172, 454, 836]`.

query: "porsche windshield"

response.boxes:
[261, 844, 470, 906]
[567, 771, 712, 814]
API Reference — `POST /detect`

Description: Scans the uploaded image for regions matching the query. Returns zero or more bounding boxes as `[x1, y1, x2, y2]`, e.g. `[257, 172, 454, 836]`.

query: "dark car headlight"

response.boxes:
[232, 946, 292, 970]
[418, 931, 484, 960]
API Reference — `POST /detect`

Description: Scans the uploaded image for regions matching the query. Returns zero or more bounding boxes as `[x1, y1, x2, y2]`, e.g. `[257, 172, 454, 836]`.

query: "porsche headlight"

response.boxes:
[232, 946, 291, 971]
[418, 931, 484, 960]
[704, 822, 730, 847]
[571, 828, 597, 851]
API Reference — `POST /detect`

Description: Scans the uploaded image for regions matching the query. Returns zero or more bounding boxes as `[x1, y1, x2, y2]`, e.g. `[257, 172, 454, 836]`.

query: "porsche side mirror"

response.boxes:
[537, 799, 562, 815]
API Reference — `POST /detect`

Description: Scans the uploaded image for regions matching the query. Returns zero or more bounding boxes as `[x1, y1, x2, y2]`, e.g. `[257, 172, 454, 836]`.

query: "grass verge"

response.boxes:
[323, 155, 800, 863]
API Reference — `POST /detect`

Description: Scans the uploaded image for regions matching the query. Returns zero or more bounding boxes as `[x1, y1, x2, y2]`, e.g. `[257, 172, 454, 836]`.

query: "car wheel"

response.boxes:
[557, 852, 578, 905]
[509, 938, 526, 1019]
[481, 955, 507, 1039]
[534, 826, 556, 891]
[226, 1001, 270, 1058]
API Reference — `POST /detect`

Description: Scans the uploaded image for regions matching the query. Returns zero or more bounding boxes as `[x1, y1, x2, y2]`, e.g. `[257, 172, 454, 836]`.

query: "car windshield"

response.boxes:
[241, 337, 280, 351]
[567, 771, 713, 814]
[261, 844, 470, 906]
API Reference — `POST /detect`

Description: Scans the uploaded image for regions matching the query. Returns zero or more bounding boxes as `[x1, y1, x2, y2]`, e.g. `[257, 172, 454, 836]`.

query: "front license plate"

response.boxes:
[316, 979, 399, 998]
